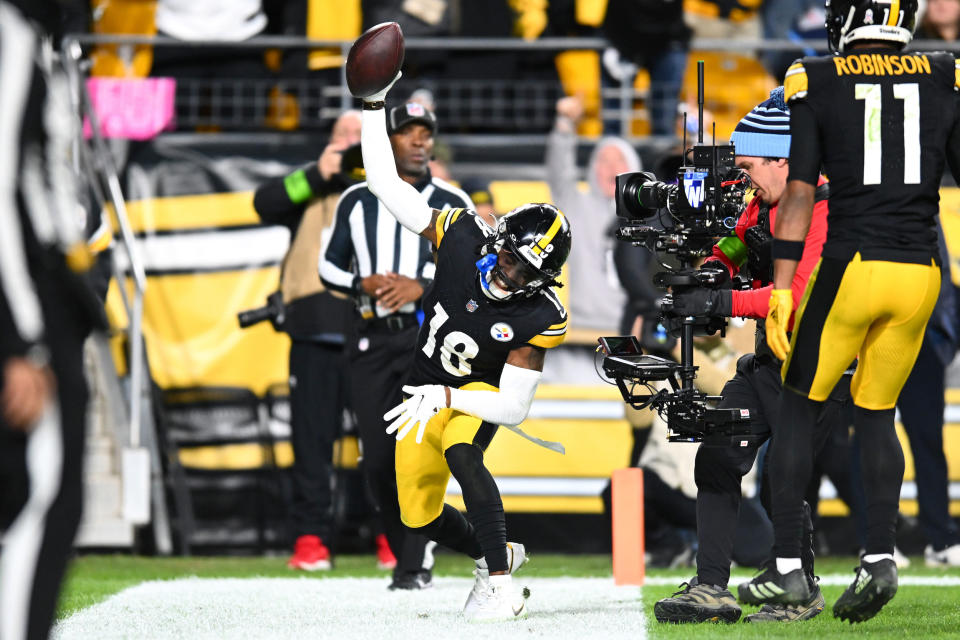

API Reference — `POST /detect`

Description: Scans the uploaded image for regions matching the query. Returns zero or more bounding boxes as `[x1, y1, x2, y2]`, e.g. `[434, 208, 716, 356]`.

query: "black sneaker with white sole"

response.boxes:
[833, 558, 898, 623]
[388, 569, 433, 590]
[744, 583, 826, 622]
[654, 577, 742, 624]
[737, 566, 811, 606]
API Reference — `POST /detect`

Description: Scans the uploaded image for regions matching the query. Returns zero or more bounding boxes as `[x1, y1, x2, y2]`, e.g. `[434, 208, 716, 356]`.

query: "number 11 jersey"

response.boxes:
[409, 208, 568, 389]
[784, 51, 960, 264]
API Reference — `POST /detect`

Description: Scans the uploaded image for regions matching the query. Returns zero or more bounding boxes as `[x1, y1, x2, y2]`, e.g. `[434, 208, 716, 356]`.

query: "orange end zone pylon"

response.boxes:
[612, 467, 645, 585]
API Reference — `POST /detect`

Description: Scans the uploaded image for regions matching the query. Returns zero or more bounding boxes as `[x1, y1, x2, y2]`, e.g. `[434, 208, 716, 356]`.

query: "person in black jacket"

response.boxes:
[252, 110, 386, 571]
[898, 223, 960, 567]
[602, 0, 691, 136]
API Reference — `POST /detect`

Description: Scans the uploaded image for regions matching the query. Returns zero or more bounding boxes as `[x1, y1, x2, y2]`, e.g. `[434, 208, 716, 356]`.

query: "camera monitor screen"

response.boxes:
[597, 335, 642, 357]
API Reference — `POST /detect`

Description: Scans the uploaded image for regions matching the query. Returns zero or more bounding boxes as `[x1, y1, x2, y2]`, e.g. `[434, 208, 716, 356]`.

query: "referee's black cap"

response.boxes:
[388, 102, 438, 136]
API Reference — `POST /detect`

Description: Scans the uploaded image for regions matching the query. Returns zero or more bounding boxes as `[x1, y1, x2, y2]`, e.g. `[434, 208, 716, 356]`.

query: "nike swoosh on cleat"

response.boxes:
[512, 602, 525, 617]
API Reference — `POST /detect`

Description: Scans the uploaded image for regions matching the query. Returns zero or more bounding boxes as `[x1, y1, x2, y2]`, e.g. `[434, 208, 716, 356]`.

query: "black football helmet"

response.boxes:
[825, 0, 917, 54]
[479, 203, 571, 300]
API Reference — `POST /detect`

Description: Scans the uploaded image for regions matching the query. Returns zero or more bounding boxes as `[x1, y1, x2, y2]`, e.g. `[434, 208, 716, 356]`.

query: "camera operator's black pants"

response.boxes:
[348, 323, 431, 579]
[288, 339, 346, 542]
[694, 354, 850, 588]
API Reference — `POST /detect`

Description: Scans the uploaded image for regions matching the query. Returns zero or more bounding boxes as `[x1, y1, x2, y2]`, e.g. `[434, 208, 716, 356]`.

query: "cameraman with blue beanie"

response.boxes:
[654, 88, 847, 624]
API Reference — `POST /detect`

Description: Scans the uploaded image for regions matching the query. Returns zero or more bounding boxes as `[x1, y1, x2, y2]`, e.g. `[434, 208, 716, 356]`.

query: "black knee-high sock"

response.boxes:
[855, 406, 902, 555]
[415, 503, 483, 559]
[445, 443, 508, 573]
[770, 388, 821, 559]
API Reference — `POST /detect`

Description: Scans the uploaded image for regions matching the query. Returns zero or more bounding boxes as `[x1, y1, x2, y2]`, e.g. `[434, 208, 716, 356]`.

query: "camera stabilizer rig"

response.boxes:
[600, 61, 752, 443]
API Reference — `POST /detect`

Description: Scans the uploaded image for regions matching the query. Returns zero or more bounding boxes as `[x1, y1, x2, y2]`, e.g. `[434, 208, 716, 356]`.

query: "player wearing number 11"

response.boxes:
[741, 0, 960, 623]
[356, 71, 571, 620]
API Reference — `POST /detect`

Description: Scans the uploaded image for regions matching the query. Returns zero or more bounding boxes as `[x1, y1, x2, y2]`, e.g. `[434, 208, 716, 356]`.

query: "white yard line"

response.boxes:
[54, 577, 646, 640]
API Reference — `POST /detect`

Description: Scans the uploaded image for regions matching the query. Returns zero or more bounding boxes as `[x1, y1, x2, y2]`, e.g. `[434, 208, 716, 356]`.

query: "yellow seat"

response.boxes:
[680, 51, 776, 139]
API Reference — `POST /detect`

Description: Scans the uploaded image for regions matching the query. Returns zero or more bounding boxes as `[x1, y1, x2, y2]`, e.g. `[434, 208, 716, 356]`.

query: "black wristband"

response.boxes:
[772, 238, 805, 261]
[362, 100, 385, 110]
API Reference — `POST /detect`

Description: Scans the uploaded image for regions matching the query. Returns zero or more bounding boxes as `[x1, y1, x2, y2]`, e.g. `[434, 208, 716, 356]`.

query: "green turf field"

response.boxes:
[59, 554, 960, 638]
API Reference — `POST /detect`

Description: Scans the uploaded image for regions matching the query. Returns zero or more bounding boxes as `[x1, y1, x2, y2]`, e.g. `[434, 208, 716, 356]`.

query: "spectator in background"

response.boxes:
[602, 0, 691, 136]
[760, 0, 807, 81]
[546, 95, 640, 340]
[897, 225, 960, 567]
[916, 0, 960, 41]
[460, 178, 497, 221]
[151, 0, 271, 77]
[150, 0, 273, 126]
[684, 0, 765, 39]
[320, 103, 474, 590]
[363, 0, 451, 82]
[253, 110, 398, 572]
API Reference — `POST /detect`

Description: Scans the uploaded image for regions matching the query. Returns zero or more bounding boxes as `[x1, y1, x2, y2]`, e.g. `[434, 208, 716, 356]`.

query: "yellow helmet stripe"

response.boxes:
[532, 210, 565, 256]
[887, 0, 901, 26]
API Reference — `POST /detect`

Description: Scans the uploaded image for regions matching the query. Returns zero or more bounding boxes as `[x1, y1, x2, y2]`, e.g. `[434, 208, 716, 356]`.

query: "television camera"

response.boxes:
[600, 61, 753, 443]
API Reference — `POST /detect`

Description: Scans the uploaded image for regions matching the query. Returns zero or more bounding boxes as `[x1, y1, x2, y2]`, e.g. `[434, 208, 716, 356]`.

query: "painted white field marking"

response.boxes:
[54, 577, 646, 640]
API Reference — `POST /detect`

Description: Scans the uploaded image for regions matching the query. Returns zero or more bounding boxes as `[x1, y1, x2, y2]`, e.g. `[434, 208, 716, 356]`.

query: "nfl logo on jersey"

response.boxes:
[490, 323, 513, 342]
[466, 299, 478, 312]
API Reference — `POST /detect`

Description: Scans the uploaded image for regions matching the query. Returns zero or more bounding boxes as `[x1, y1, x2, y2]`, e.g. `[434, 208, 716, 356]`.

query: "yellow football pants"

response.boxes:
[395, 381, 498, 528]
[783, 253, 940, 410]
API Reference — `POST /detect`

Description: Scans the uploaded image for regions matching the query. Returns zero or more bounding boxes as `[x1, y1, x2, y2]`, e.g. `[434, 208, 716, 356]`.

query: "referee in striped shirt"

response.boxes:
[1, 2, 108, 638]
[321, 102, 473, 590]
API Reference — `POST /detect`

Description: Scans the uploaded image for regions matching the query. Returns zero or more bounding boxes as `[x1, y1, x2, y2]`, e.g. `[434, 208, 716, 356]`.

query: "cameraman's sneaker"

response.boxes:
[654, 577, 741, 624]
[925, 543, 960, 568]
[738, 566, 811, 606]
[287, 535, 332, 571]
[464, 543, 529, 617]
[464, 574, 529, 622]
[833, 558, 898, 623]
[744, 583, 825, 623]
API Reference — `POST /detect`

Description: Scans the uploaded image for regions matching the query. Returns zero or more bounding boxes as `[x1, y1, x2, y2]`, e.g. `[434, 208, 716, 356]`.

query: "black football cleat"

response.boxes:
[833, 558, 898, 623]
[744, 582, 826, 623]
[654, 577, 742, 624]
[737, 566, 811, 606]
[388, 569, 434, 591]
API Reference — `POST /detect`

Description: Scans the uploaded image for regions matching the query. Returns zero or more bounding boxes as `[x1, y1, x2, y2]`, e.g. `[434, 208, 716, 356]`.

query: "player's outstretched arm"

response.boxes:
[383, 346, 545, 443]
[360, 82, 441, 245]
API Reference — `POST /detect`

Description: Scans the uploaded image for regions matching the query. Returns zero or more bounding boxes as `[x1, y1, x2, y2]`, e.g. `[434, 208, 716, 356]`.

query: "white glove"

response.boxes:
[383, 384, 447, 444]
[364, 71, 402, 104]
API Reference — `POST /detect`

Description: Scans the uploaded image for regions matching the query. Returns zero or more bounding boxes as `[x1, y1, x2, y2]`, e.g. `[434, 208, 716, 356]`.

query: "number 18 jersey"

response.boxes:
[784, 51, 960, 264]
[409, 208, 568, 389]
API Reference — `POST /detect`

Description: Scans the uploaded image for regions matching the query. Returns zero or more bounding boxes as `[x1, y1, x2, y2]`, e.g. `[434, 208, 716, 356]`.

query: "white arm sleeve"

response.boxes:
[447, 364, 541, 427]
[360, 107, 432, 234]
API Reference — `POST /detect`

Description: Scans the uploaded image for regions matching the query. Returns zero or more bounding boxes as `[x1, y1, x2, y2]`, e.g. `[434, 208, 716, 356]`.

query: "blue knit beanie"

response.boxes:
[730, 86, 791, 158]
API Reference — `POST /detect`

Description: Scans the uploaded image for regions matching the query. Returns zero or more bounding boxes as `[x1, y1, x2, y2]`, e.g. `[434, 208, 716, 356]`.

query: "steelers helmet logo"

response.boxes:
[490, 323, 514, 342]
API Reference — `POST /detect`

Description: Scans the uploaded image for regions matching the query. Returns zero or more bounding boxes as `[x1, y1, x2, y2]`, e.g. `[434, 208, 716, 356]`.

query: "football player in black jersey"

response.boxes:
[740, 0, 960, 623]
[354, 74, 571, 621]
